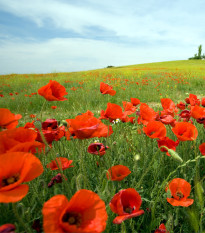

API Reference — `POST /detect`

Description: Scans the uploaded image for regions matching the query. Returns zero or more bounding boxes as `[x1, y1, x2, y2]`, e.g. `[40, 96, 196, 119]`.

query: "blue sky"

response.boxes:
[0, 0, 204, 74]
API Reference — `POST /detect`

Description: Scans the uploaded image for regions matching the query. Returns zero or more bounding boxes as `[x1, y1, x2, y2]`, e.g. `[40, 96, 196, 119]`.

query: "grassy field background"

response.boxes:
[0, 60, 205, 233]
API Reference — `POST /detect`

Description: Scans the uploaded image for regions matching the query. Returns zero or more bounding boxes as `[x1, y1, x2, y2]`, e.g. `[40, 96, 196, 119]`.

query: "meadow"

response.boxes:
[0, 60, 205, 233]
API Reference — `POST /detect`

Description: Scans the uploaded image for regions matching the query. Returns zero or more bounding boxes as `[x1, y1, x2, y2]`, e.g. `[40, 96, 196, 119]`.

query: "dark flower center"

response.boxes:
[176, 191, 184, 200]
[1, 174, 20, 187]
[62, 212, 82, 227]
[124, 206, 135, 214]
[96, 145, 102, 151]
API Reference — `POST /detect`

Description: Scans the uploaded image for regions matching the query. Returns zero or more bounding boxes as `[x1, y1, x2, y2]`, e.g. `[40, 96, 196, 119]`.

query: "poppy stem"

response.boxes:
[40, 99, 47, 120]
[12, 203, 32, 233]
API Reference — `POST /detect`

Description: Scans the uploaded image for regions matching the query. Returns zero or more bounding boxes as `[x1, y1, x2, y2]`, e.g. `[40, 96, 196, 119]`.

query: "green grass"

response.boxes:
[0, 60, 205, 232]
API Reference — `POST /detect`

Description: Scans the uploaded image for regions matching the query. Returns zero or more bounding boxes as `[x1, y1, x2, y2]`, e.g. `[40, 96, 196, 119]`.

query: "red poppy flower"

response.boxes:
[100, 82, 116, 96]
[154, 223, 169, 233]
[158, 114, 176, 126]
[202, 97, 205, 107]
[0, 108, 22, 130]
[51, 106, 57, 109]
[166, 178, 194, 207]
[178, 110, 191, 122]
[36, 119, 65, 144]
[42, 189, 108, 233]
[177, 102, 186, 110]
[67, 112, 113, 139]
[130, 98, 140, 106]
[0, 224, 16, 233]
[0, 127, 44, 154]
[199, 143, 205, 156]
[160, 98, 178, 116]
[143, 121, 166, 139]
[188, 94, 200, 106]
[191, 105, 205, 119]
[123, 101, 136, 114]
[38, 80, 68, 101]
[106, 165, 131, 181]
[99, 103, 123, 122]
[109, 188, 144, 224]
[171, 122, 198, 141]
[47, 157, 74, 171]
[0, 152, 43, 203]
[87, 143, 109, 156]
[157, 137, 179, 156]
[138, 103, 158, 125]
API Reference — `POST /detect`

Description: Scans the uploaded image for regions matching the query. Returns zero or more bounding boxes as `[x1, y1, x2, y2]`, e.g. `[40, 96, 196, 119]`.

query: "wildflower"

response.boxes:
[42, 189, 108, 232]
[47, 157, 73, 171]
[51, 106, 57, 109]
[172, 122, 198, 141]
[106, 165, 131, 181]
[0, 108, 22, 130]
[176, 102, 186, 110]
[199, 143, 205, 156]
[99, 103, 123, 122]
[38, 80, 68, 101]
[143, 121, 166, 139]
[0, 152, 43, 203]
[67, 111, 113, 139]
[87, 143, 109, 156]
[109, 188, 144, 224]
[166, 178, 194, 207]
[100, 82, 116, 96]
[0, 127, 44, 154]
[138, 103, 158, 125]
[157, 137, 179, 156]
[0, 224, 16, 233]
[155, 223, 169, 233]
[130, 98, 140, 106]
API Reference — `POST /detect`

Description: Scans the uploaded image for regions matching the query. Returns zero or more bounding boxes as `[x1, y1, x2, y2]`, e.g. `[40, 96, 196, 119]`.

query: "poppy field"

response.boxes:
[0, 60, 205, 233]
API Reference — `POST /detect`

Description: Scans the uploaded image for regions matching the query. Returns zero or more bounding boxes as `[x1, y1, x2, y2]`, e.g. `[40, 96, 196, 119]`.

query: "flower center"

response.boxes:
[62, 212, 82, 227]
[176, 191, 184, 200]
[124, 206, 135, 214]
[1, 174, 20, 187]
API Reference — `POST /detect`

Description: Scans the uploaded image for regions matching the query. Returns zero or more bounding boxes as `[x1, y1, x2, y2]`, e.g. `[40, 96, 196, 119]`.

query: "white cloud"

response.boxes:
[0, 37, 195, 74]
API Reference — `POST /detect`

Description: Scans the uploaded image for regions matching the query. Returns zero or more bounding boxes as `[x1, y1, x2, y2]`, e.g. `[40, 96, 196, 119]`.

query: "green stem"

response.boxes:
[12, 203, 32, 233]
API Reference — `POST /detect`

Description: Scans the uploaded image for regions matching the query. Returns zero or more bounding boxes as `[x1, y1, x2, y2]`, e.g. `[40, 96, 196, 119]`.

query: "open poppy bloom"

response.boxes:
[42, 189, 108, 233]
[36, 119, 65, 144]
[138, 103, 158, 125]
[0, 127, 44, 154]
[188, 94, 200, 106]
[202, 97, 205, 107]
[143, 121, 166, 139]
[160, 98, 178, 116]
[130, 98, 140, 106]
[157, 137, 179, 156]
[191, 105, 205, 119]
[0, 108, 22, 130]
[171, 122, 198, 141]
[106, 165, 131, 181]
[154, 223, 169, 233]
[199, 143, 205, 156]
[158, 114, 176, 126]
[99, 103, 123, 122]
[166, 178, 194, 207]
[0, 224, 16, 233]
[178, 110, 191, 122]
[0, 152, 43, 203]
[100, 82, 116, 96]
[87, 143, 109, 156]
[109, 188, 144, 224]
[176, 101, 186, 110]
[67, 111, 113, 139]
[47, 157, 73, 171]
[38, 80, 68, 101]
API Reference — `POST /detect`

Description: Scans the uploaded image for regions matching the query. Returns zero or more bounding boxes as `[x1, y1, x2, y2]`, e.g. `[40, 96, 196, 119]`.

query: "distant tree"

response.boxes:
[198, 45, 202, 59]
[189, 45, 203, 60]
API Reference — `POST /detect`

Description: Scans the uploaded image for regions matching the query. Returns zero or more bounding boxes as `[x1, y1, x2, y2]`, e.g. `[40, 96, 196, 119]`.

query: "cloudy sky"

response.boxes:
[0, 0, 204, 74]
